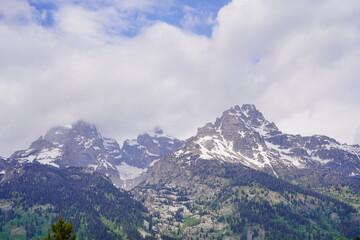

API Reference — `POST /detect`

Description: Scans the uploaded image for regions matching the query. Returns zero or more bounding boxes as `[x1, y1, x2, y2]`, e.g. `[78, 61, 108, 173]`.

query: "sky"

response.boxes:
[1, 0, 360, 157]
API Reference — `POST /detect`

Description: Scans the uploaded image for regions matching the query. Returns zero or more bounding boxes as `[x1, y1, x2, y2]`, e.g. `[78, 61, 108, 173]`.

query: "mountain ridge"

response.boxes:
[9, 120, 184, 189]
[174, 104, 360, 179]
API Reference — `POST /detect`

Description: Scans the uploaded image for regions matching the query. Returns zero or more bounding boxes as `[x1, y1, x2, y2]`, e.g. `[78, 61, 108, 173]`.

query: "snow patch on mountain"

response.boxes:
[36, 148, 61, 161]
[191, 134, 272, 170]
[116, 163, 147, 181]
[126, 139, 139, 147]
[265, 141, 305, 168]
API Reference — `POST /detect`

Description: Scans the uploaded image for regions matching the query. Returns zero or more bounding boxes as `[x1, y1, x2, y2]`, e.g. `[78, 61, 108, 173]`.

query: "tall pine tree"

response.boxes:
[44, 217, 76, 240]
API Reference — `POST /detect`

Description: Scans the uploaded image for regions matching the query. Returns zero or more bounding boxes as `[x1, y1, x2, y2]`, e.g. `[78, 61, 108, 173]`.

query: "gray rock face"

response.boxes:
[0, 157, 11, 175]
[119, 127, 184, 169]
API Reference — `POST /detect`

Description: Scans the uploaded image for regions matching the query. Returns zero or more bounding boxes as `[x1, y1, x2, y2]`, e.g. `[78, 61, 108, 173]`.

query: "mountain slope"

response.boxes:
[0, 162, 154, 240]
[135, 156, 359, 239]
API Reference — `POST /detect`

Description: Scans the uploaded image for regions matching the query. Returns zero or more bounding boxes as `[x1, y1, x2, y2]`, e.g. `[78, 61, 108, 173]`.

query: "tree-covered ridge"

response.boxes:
[207, 160, 359, 239]
[0, 163, 154, 240]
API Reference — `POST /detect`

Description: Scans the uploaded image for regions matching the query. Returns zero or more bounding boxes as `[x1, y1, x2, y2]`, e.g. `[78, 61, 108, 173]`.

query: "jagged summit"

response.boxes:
[197, 104, 279, 137]
[119, 126, 184, 169]
[220, 104, 279, 132]
[39, 120, 101, 145]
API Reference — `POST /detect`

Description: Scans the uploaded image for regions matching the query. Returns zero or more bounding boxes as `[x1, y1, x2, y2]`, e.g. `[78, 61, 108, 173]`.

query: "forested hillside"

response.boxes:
[0, 162, 154, 240]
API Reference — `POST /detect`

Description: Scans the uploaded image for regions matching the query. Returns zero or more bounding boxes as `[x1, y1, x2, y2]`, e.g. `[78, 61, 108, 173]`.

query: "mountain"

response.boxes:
[116, 127, 184, 189]
[119, 127, 184, 169]
[134, 104, 360, 239]
[0, 162, 154, 240]
[10, 121, 183, 189]
[10, 121, 123, 185]
[175, 104, 360, 179]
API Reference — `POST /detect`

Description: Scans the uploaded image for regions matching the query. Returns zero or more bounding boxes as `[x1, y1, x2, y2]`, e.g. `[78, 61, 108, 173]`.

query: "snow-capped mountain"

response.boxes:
[115, 127, 184, 189]
[173, 104, 360, 178]
[9, 121, 183, 189]
[119, 127, 184, 169]
[7, 105, 360, 189]
[10, 121, 121, 183]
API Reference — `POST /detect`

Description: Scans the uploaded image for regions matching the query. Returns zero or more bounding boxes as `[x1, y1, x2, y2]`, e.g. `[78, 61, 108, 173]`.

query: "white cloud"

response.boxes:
[0, 0, 33, 23]
[0, 0, 359, 156]
[212, 0, 360, 143]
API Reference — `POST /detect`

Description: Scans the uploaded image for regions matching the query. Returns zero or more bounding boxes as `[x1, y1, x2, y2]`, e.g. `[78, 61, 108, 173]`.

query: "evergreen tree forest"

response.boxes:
[0, 163, 154, 240]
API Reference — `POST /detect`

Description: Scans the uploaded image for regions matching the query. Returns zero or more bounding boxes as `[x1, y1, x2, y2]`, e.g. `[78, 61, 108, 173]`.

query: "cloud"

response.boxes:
[0, 0, 359, 156]
[355, 128, 360, 145]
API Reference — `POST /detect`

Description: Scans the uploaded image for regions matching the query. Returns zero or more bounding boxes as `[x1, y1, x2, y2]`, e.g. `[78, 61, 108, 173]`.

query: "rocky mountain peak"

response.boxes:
[193, 105, 279, 149]
[215, 104, 279, 135]
[119, 127, 184, 169]
[41, 120, 101, 145]
[176, 105, 278, 171]
[43, 126, 72, 144]
[71, 120, 101, 135]
[10, 120, 120, 180]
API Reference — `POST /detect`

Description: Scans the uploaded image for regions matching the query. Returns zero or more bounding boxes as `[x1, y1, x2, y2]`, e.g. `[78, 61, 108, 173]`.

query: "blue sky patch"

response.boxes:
[25, 0, 230, 37]
[28, 0, 57, 27]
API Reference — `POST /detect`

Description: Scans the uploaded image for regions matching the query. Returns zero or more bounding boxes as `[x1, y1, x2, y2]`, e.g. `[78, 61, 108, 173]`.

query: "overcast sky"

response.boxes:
[1, 0, 360, 157]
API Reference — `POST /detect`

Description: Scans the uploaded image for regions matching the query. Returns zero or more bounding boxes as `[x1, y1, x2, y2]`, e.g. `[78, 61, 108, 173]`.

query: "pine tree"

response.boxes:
[44, 217, 76, 240]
